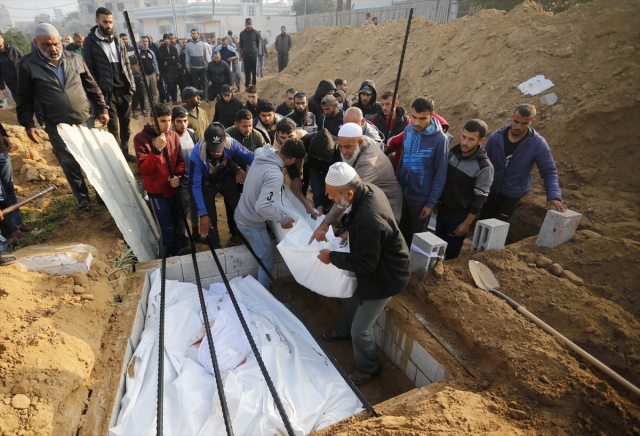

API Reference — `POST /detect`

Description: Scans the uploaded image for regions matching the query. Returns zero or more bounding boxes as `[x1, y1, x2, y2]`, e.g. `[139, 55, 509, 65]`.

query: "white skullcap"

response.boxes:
[34, 23, 60, 38]
[325, 162, 357, 186]
[338, 122, 363, 138]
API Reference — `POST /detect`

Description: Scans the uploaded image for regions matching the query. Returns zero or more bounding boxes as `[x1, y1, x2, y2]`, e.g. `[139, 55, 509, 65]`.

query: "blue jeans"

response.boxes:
[0, 189, 8, 251]
[0, 150, 22, 232]
[257, 55, 264, 76]
[234, 217, 273, 289]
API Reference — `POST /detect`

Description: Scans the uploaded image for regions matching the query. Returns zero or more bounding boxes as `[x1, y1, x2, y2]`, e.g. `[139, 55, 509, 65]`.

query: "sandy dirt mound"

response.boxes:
[258, 0, 640, 241]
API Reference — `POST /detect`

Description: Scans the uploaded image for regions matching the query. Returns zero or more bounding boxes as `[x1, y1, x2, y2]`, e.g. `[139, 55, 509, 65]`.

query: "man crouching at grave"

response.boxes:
[134, 103, 185, 257]
[190, 123, 255, 249]
[317, 163, 410, 386]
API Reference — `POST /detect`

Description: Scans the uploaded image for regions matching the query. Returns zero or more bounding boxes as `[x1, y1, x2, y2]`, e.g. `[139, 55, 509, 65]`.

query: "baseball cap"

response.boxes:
[245, 18, 252, 24]
[204, 123, 226, 154]
[256, 99, 277, 113]
[228, 30, 233, 35]
[221, 84, 232, 96]
[182, 86, 203, 100]
[358, 85, 374, 94]
[321, 95, 338, 107]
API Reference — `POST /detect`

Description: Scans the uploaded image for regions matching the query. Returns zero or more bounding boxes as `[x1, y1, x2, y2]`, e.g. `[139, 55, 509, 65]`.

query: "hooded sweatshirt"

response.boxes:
[353, 79, 382, 121]
[134, 124, 185, 198]
[235, 146, 290, 228]
[308, 79, 336, 121]
[395, 118, 449, 209]
[185, 40, 210, 69]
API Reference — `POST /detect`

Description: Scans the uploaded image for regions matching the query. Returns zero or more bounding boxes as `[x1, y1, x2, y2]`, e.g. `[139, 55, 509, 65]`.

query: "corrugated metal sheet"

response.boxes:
[58, 124, 160, 262]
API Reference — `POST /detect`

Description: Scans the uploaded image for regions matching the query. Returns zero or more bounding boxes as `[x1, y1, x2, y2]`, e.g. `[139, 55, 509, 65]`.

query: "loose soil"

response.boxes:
[0, 0, 639, 434]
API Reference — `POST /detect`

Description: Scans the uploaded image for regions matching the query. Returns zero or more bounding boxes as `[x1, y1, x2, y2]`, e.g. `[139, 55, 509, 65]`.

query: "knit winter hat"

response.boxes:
[34, 23, 60, 38]
[325, 162, 357, 187]
[338, 123, 363, 138]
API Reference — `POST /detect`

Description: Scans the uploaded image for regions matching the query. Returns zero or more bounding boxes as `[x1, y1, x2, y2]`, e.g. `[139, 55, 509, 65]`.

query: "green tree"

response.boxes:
[292, 0, 336, 15]
[0, 28, 31, 54]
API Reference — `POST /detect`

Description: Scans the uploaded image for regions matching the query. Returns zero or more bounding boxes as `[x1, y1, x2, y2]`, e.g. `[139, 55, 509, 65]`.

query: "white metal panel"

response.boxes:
[58, 124, 159, 262]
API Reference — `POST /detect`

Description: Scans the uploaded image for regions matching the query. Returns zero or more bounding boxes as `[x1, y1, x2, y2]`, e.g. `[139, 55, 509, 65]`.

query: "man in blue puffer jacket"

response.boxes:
[479, 104, 567, 222]
[189, 123, 254, 248]
[396, 97, 449, 246]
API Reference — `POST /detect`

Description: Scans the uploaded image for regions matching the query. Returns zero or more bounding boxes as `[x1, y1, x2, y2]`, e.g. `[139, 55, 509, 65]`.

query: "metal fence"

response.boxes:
[295, 0, 462, 31]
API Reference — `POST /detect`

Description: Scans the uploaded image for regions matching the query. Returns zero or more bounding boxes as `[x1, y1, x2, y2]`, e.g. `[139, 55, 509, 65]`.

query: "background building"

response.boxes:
[0, 4, 16, 32]
[77, 0, 181, 34]
[133, 0, 295, 44]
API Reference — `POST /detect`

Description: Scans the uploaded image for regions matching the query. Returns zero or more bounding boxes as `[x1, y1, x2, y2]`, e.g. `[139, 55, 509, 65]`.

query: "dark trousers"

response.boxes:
[0, 198, 11, 243]
[308, 167, 326, 208]
[399, 196, 429, 247]
[44, 122, 90, 203]
[277, 53, 289, 72]
[435, 210, 469, 259]
[202, 179, 242, 249]
[132, 76, 146, 111]
[190, 68, 206, 92]
[243, 57, 257, 87]
[158, 74, 166, 102]
[0, 150, 22, 232]
[162, 73, 177, 103]
[301, 160, 310, 196]
[150, 195, 181, 257]
[208, 85, 222, 102]
[478, 194, 521, 222]
[105, 90, 132, 153]
[177, 70, 186, 95]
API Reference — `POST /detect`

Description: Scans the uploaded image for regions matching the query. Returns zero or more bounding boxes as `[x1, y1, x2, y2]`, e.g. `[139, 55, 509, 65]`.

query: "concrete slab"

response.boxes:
[14, 244, 96, 275]
[410, 232, 447, 273]
[536, 209, 582, 248]
[225, 245, 259, 274]
[409, 341, 442, 383]
[165, 256, 183, 281]
[180, 250, 224, 282]
[414, 369, 431, 388]
[471, 219, 510, 252]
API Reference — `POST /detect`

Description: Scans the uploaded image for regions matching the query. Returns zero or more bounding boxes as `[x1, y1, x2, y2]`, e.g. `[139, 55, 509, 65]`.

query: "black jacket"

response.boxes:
[17, 50, 108, 129]
[213, 96, 243, 128]
[353, 79, 381, 121]
[244, 100, 259, 118]
[206, 60, 232, 88]
[238, 28, 260, 58]
[0, 44, 23, 89]
[157, 44, 179, 75]
[320, 110, 344, 137]
[275, 101, 292, 117]
[304, 129, 340, 209]
[330, 183, 410, 300]
[83, 26, 135, 94]
[372, 105, 409, 146]
[440, 144, 494, 216]
[308, 79, 336, 121]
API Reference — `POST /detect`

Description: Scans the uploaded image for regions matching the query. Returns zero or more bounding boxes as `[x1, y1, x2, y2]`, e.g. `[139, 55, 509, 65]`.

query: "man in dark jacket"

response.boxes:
[275, 88, 295, 117]
[213, 84, 243, 128]
[274, 26, 292, 72]
[65, 32, 83, 56]
[286, 92, 317, 133]
[226, 109, 265, 153]
[18, 23, 109, 209]
[121, 34, 145, 120]
[206, 51, 232, 101]
[480, 104, 567, 222]
[138, 36, 160, 112]
[304, 129, 340, 211]
[83, 7, 136, 161]
[238, 18, 260, 88]
[308, 79, 336, 121]
[319, 94, 344, 137]
[353, 80, 381, 122]
[0, 35, 22, 103]
[156, 34, 180, 104]
[243, 85, 260, 118]
[372, 90, 411, 147]
[317, 163, 410, 386]
[253, 99, 282, 144]
[436, 119, 494, 259]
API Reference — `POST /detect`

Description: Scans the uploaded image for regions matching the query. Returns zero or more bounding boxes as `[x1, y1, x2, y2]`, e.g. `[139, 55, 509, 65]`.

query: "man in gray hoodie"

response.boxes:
[185, 29, 210, 94]
[235, 139, 306, 288]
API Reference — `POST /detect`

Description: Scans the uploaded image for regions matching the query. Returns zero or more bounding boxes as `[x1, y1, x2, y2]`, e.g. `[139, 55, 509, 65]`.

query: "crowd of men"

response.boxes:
[0, 7, 569, 389]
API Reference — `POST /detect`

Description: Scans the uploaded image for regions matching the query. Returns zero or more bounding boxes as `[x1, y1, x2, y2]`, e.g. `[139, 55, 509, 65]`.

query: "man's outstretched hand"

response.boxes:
[547, 199, 568, 212]
[309, 220, 330, 244]
[26, 127, 41, 144]
[281, 217, 295, 229]
[317, 249, 331, 265]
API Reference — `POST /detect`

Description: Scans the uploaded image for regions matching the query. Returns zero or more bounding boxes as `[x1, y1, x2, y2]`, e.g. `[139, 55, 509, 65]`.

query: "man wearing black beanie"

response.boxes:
[253, 98, 282, 144]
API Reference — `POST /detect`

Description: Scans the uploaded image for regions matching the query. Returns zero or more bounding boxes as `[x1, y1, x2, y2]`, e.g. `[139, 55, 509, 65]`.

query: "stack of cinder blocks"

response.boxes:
[471, 219, 510, 252]
[136, 242, 292, 285]
[409, 232, 447, 274]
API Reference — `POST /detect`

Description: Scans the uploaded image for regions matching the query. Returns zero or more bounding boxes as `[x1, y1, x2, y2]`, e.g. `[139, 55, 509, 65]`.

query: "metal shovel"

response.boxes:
[469, 260, 640, 398]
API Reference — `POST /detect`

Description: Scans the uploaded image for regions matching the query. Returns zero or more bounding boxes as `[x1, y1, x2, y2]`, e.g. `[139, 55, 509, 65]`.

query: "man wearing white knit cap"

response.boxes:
[317, 162, 409, 386]
[309, 122, 402, 244]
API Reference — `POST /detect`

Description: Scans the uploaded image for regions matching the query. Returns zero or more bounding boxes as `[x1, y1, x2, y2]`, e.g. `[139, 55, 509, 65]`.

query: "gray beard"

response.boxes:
[38, 46, 60, 62]
[334, 196, 351, 208]
[340, 146, 361, 167]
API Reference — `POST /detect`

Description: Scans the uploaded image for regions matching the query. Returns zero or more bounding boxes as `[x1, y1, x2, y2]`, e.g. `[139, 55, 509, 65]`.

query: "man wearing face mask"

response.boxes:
[189, 123, 254, 249]
[309, 123, 402, 244]
[17, 23, 109, 210]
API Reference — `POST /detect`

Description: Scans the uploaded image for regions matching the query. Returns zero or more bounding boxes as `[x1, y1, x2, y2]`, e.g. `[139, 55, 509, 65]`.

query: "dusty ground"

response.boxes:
[0, 0, 639, 434]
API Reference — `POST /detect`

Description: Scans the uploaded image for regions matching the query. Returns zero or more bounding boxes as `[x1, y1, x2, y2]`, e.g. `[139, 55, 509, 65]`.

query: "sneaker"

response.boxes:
[0, 250, 16, 266]
[77, 199, 90, 210]
[12, 230, 26, 240]
[226, 235, 241, 247]
[18, 223, 34, 232]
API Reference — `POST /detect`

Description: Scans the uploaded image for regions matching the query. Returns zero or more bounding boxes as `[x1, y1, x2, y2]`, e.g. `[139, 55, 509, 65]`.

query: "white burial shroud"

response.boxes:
[109, 271, 363, 435]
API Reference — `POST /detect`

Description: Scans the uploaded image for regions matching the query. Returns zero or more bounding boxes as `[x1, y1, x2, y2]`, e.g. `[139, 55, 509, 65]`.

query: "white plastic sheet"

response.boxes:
[109, 272, 362, 436]
[277, 223, 357, 299]
[268, 184, 318, 242]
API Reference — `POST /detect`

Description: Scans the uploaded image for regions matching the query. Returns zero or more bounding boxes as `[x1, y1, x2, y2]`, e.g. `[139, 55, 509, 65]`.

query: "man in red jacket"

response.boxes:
[134, 103, 185, 256]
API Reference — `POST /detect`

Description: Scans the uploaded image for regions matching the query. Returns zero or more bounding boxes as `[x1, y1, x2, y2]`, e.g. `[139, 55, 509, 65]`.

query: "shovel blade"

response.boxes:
[468, 260, 501, 291]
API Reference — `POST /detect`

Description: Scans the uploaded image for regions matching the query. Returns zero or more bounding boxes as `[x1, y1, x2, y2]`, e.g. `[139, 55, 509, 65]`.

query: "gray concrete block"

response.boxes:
[135, 259, 160, 274]
[410, 232, 447, 273]
[409, 342, 441, 383]
[181, 250, 224, 283]
[404, 359, 418, 384]
[225, 245, 259, 274]
[200, 273, 238, 289]
[165, 256, 183, 281]
[414, 369, 432, 388]
[237, 267, 259, 281]
[536, 209, 582, 248]
[471, 219, 510, 252]
[129, 301, 146, 349]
